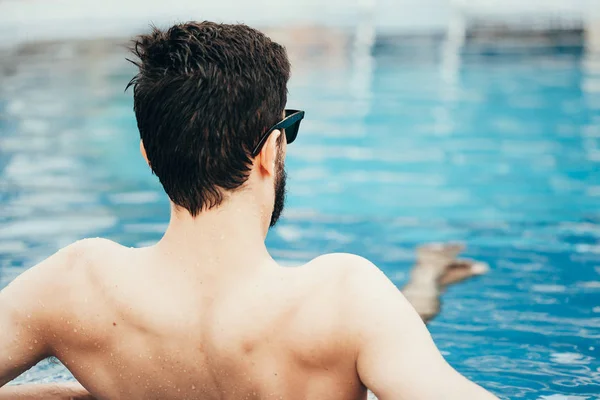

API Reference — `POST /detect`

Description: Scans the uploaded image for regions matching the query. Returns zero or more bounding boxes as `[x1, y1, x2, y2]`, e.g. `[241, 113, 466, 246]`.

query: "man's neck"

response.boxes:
[154, 196, 275, 274]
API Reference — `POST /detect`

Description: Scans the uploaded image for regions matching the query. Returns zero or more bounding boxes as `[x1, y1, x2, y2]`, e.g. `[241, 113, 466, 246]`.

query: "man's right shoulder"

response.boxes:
[289, 254, 391, 352]
[305, 252, 375, 269]
[303, 252, 412, 337]
[302, 253, 400, 316]
[304, 252, 390, 289]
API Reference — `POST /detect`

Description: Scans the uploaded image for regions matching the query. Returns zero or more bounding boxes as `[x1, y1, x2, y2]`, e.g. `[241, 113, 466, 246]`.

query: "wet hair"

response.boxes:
[126, 21, 290, 216]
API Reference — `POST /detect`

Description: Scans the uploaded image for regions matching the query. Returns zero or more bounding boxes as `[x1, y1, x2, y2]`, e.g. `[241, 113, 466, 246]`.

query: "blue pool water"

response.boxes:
[1, 32, 599, 399]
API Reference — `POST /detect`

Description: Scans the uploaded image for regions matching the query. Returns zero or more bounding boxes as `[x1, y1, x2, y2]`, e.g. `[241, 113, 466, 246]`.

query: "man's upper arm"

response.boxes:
[346, 257, 498, 400]
[0, 246, 76, 386]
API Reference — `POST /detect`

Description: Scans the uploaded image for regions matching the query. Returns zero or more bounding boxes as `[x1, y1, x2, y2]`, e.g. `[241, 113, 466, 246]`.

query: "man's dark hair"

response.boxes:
[126, 21, 290, 216]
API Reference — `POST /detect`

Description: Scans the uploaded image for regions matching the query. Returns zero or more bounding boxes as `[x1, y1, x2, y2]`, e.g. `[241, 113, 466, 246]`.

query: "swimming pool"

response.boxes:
[0, 31, 599, 399]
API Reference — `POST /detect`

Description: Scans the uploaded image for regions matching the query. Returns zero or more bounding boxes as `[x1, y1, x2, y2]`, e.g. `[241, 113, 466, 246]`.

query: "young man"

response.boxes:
[0, 22, 498, 399]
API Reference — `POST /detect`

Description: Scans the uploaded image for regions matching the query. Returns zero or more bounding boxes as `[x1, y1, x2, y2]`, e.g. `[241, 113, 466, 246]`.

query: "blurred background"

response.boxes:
[1, 0, 599, 399]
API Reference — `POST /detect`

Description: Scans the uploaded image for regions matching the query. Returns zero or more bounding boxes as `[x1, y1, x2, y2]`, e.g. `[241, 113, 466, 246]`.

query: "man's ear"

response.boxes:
[140, 140, 151, 168]
[258, 130, 281, 177]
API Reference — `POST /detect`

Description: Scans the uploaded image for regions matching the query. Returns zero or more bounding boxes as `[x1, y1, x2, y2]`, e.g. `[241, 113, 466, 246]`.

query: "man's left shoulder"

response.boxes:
[0, 238, 122, 339]
[18, 237, 126, 305]
[61, 237, 123, 258]
[55, 237, 126, 273]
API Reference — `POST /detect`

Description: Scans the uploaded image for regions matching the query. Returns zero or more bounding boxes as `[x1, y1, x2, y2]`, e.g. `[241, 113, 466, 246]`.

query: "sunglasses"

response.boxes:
[251, 109, 305, 157]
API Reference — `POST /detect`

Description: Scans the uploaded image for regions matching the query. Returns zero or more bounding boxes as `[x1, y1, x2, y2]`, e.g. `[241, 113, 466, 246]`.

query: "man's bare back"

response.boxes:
[33, 240, 367, 399]
[0, 21, 498, 400]
[0, 236, 495, 400]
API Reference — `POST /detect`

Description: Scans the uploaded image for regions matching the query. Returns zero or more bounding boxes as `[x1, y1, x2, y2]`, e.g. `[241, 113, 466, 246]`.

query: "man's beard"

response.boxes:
[269, 153, 287, 228]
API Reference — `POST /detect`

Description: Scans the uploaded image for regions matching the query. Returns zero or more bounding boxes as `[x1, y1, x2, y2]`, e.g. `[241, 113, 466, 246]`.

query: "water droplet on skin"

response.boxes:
[34, 339, 38, 344]
[27, 314, 31, 318]
[28, 346, 33, 350]
[8, 356, 12, 360]
[191, 385, 196, 390]
[73, 329, 78, 333]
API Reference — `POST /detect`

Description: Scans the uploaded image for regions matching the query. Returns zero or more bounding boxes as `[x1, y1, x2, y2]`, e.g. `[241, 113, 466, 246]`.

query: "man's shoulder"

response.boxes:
[4, 238, 121, 289]
[301, 252, 408, 323]
[23, 238, 125, 297]
[55, 237, 124, 271]
[296, 253, 396, 316]
[303, 252, 388, 288]
[61, 237, 123, 257]
[292, 253, 407, 354]
[0, 238, 125, 336]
